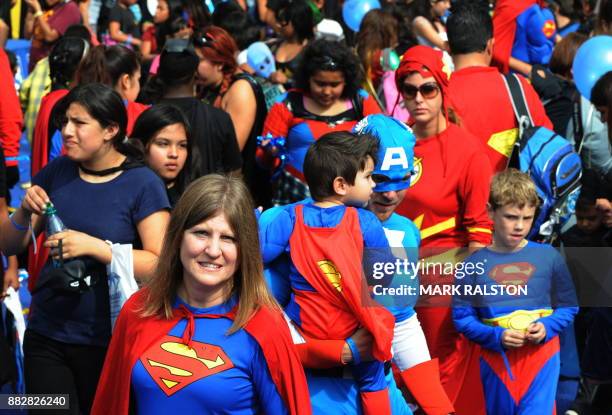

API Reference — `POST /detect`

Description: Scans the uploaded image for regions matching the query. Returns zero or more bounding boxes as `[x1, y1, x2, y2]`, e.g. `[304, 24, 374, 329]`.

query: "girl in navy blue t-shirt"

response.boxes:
[0, 83, 170, 414]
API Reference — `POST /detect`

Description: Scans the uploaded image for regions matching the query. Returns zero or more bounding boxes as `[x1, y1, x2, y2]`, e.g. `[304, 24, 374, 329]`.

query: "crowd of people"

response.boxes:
[0, 0, 611, 414]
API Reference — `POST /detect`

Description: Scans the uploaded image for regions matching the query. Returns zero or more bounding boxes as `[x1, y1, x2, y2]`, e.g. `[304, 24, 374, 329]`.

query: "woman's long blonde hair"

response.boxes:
[141, 174, 278, 333]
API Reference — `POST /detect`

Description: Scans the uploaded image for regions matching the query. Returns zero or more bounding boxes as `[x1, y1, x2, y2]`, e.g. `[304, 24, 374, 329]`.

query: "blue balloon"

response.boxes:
[342, 0, 381, 32]
[572, 35, 612, 100]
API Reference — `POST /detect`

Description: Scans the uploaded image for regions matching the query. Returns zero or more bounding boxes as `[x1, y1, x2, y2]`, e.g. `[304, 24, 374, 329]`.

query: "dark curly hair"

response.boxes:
[294, 39, 363, 99]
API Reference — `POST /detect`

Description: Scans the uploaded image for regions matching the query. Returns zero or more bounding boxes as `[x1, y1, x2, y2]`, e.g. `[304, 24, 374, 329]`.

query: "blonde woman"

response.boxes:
[92, 175, 311, 415]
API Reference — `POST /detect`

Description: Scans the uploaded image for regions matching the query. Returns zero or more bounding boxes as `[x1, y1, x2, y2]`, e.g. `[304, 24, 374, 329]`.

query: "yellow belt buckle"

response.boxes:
[482, 309, 552, 331]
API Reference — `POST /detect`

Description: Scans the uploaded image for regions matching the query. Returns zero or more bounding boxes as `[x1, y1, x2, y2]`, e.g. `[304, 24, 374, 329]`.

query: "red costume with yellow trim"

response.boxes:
[91, 290, 312, 415]
[393, 46, 492, 414]
[395, 123, 492, 415]
[448, 66, 553, 173]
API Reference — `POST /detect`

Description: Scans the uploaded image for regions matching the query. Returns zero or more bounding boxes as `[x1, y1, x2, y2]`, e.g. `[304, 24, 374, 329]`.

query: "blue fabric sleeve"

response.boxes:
[259, 205, 293, 264]
[453, 258, 505, 352]
[132, 170, 171, 224]
[452, 305, 505, 352]
[251, 342, 290, 415]
[526, 7, 555, 64]
[48, 129, 63, 163]
[538, 249, 579, 342]
[263, 255, 292, 307]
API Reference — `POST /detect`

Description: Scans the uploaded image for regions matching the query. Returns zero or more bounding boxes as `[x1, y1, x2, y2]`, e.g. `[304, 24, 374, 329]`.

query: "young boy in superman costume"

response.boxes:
[259, 131, 395, 414]
[453, 169, 578, 414]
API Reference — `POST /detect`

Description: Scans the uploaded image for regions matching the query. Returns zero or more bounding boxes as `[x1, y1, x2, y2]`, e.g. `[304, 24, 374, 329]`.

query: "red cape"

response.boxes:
[31, 89, 68, 177]
[27, 89, 69, 291]
[492, 0, 538, 73]
[289, 205, 395, 362]
[91, 290, 312, 415]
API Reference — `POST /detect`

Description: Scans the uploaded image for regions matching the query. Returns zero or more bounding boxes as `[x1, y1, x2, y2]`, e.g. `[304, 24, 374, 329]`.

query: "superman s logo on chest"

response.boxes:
[141, 335, 235, 396]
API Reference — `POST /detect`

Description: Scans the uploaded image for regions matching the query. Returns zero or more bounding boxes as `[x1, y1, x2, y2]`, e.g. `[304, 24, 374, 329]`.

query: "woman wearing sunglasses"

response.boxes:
[394, 45, 492, 415]
[259, 39, 382, 206]
[194, 26, 271, 208]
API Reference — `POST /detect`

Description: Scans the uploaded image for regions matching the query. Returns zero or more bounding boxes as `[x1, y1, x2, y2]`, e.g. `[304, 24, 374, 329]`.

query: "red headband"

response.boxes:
[395, 45, 450, 93]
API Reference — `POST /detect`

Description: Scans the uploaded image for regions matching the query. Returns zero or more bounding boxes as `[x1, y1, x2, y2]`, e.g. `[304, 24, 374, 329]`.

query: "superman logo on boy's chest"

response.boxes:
[141, 335, 234, 396]
[489, 262, 536, 287]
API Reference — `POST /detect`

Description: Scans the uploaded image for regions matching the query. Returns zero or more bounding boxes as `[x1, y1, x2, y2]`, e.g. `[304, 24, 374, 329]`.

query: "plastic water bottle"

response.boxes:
[44, 202, 67, 268]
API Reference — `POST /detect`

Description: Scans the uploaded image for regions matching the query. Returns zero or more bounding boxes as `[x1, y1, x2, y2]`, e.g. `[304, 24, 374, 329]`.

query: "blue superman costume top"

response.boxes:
[131, 296, 291, 414]
[453, 242, 578, 349]
[91, 290, 311, 415]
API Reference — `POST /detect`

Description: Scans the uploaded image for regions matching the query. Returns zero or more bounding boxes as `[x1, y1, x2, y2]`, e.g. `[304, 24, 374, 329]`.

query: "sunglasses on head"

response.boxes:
[401, 82, 440, 100]
[193, 32, 216, 49]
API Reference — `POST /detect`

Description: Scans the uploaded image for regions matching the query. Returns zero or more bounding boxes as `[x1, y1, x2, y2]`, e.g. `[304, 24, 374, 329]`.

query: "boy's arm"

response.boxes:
[452, 262, 505, 352]
[452, 304, 506, 353]
[258, 206, 293, 264]
[537, 250, 579, 342]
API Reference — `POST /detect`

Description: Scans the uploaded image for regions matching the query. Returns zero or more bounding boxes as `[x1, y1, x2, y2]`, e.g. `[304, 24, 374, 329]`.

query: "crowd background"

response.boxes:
[0, 0, 611, 414]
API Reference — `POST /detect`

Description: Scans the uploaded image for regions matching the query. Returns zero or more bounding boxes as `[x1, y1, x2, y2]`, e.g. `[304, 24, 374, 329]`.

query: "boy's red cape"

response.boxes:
[91, 290, 312, 415]
[492, 0, 541, 73]
[289, 205, 395, 362]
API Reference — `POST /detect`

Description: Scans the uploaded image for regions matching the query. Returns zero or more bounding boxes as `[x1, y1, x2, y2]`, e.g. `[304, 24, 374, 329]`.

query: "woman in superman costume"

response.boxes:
[259, 38, 382, 206]
[92, 175, 311, 415]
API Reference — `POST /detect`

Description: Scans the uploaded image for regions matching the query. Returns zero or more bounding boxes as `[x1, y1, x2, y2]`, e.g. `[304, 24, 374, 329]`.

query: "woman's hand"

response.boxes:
[341, 327, 375, 364]
[45, 230, 112, 264]
[21, 185, 50, 216]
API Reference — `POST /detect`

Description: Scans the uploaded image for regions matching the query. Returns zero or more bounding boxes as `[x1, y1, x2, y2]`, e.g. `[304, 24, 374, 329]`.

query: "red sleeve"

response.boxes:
[262, 101, 293, 138]
[361, 93, 383, 116]
[0, 49, 23, 167]
[246, 307, 312, 415]
[50, 2, 82, 36]
[520, 76, 553, 129]
[142, 26, 158, 53]
[458, 138, 493, 245]
[295, 337, 345, 368]
[258, 101, 293, 169]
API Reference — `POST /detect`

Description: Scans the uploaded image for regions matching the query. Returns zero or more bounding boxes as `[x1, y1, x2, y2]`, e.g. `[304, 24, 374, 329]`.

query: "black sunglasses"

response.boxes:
[193, 32, 216, 49]
[401, 82, 440, 100]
